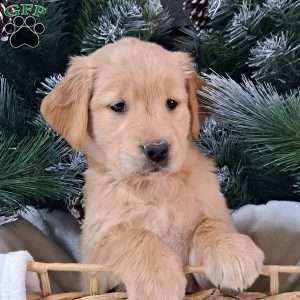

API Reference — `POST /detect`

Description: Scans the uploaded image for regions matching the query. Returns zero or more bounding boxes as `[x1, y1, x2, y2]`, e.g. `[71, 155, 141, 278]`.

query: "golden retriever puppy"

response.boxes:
[41, 37, 264, 300]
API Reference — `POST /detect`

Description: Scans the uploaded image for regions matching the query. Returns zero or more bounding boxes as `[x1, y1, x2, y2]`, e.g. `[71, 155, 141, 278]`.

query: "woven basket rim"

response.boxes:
[27, 262, 300, 300]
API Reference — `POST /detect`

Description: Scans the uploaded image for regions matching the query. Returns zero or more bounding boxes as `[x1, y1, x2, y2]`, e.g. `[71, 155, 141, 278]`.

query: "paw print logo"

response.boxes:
[4, 16, 45, 48]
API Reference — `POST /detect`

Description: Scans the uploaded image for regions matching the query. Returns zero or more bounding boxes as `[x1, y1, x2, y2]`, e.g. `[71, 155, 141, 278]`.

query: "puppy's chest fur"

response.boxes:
[83, 163, 206, 260]
[150, 189, 203, 259]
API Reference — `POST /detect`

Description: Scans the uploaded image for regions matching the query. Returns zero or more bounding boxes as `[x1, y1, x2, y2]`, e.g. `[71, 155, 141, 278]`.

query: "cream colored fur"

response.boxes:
[41, 38, 264, 300]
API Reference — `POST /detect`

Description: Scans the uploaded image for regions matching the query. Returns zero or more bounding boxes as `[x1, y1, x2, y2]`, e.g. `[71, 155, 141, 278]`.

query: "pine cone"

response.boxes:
[183, 0, 210, 31]
[0, 0, 12, 41]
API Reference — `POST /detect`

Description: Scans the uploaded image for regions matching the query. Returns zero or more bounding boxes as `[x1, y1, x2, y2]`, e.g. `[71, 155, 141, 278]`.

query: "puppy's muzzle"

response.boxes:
[141, 141, 169, 169]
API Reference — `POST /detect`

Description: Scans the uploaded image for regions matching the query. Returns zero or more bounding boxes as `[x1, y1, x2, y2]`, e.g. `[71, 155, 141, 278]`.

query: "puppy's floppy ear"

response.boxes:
[173, 52, 206, 139]
[40, 56, 94, 151]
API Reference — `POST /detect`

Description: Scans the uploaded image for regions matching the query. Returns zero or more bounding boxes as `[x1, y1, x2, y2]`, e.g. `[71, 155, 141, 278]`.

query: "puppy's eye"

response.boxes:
[166, 99, 178, 111]
[110, 101, 127, 113]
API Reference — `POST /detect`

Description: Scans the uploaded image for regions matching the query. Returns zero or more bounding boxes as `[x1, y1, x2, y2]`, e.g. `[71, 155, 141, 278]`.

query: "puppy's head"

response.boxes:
[41, 38, 204, 178]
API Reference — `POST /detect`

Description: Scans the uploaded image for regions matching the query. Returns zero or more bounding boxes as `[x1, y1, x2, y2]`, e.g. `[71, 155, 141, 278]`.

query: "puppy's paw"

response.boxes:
[193, 233, 264, 291]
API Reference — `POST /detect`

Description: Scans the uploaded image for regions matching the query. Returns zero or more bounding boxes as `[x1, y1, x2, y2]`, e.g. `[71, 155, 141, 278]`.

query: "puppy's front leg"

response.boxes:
[189, 218, 264, 291]
[87, 224, 186, 300]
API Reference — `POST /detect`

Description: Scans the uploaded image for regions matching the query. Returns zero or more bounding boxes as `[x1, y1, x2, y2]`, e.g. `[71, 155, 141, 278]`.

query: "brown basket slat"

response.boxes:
[26, 262, 300, 300]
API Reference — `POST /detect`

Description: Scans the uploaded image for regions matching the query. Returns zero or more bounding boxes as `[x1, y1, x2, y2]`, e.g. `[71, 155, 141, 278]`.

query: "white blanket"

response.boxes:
[0, 215, 81, 295]
[0, 251, 40, 300]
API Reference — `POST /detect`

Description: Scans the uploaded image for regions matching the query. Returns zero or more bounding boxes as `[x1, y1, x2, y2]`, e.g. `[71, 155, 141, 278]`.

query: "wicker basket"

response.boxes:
[27, 263, 300, 300]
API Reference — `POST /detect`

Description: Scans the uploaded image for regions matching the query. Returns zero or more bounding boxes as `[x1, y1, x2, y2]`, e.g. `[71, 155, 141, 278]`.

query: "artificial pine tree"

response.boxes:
[0, 0, 83, 219]
[0, 0, 299, 220]
[177, 0, 300, 208]
[0, 76, 83, 219]
[179, 0, 300, 93]
[0, 0, 174, 220]
[80, 0, 172, 54]
[198, 75, 300, 208]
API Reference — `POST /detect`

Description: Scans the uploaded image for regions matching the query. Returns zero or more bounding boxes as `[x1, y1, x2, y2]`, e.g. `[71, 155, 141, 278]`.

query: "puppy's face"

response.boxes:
[41, 38, 203, 179]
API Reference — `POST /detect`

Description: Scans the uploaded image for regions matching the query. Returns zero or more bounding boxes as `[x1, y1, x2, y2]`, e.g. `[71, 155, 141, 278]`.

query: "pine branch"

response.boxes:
[248, 32, 300, 91]
[80, 0, 172, 54]
[224, 1, 265, 53]
[0, 132, 82, 217]
[67, 0, 106, 54]
[36, 73, 63, 99]
[0, 76, 35, 136]
[177, 0, 300, 92]
[198, 119, 251, 208]
[0, 77, 83, 217]
[208, 0, 236, 29]
[264, 0, 300, 36]
[176, 27, 242, 75]
[199, 73, 300, 174]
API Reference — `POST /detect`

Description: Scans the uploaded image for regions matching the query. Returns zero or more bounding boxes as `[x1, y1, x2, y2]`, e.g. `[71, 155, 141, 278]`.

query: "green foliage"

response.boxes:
[36, 74, 63, 99]
[200, 74, 300, 173]
[177, 0, 300, 207]
[178, 0, 300, 92]
[66, 0, 105, 54]
[1, 0, 300, 217]
[0, 0, 176, 218]
[80, 0, 172, 54]
[248, 32, 300, 89]
[0, 77, 82, 217]
[198, 120, 251, 208]
[0, 133, 81, 217]
[198, 73, 300, 207]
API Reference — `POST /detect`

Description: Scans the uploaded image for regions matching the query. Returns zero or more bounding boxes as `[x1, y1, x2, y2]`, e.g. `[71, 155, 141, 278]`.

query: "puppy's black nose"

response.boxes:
[142, 142, 169, 164]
